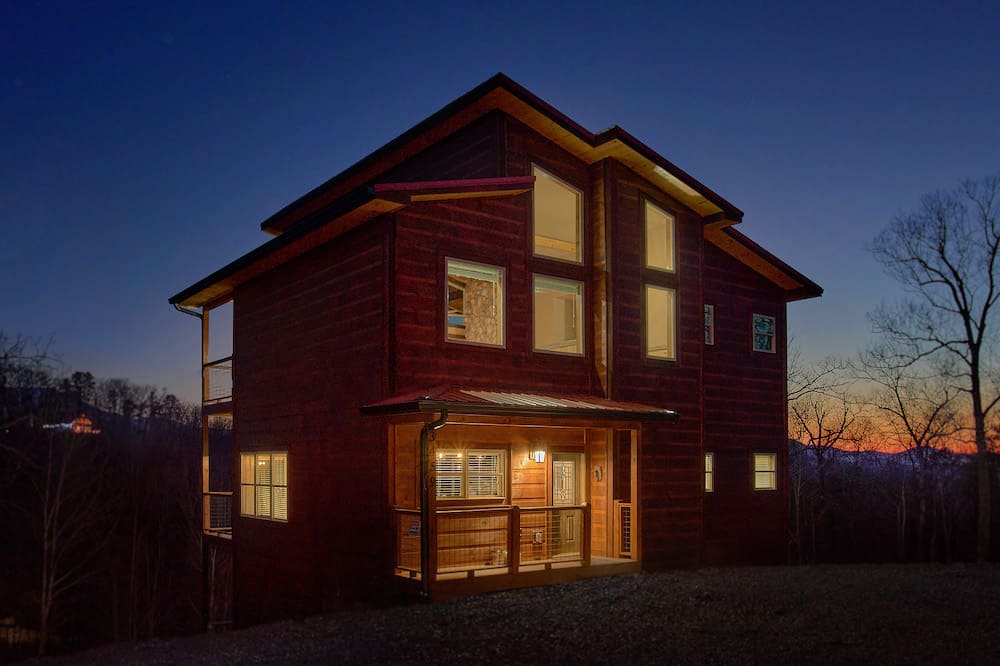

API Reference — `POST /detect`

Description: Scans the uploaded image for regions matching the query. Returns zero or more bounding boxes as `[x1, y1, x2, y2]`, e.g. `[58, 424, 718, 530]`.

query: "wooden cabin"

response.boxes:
[170, 74, 822, 626]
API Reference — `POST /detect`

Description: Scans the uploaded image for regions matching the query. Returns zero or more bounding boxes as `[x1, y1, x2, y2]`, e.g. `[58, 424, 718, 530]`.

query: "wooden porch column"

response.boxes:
[508, 505, 520, 574]
[582, 502, 592, 567]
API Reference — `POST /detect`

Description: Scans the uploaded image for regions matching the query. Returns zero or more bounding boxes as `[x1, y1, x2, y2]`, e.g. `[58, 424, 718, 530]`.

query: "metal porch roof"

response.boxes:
[360, 386, 679, 421]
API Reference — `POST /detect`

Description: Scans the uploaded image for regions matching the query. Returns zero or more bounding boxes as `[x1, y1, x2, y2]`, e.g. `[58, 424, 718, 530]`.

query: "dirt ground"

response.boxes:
[36, 564, 1000, 664]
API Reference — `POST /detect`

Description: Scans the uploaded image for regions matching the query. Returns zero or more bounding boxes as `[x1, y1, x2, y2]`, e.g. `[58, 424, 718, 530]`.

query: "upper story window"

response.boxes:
[533, 275, 584, 355]
[752, 313, 776, 353]
[532, 165, 582, 264]
[644, 200, 675, 272]
[645, 284, 676, 360]
[241, 452, 288, 521]
[446, 259, 505, 347]
[704, 452, 715, 492]
[436, 450, 505, 500]
[704, 305, 715, 345]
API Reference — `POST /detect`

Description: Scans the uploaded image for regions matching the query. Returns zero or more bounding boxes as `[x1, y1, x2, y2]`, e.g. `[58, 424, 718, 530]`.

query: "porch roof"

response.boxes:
[360, 386, 679, 421]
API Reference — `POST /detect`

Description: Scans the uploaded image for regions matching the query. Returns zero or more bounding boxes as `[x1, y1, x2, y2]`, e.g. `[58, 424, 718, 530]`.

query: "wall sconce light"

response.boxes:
[594, 466, 603, 481]
[530, 449, 546, 464]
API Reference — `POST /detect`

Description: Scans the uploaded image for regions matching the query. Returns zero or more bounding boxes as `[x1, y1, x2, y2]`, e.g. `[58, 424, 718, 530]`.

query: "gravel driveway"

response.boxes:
[40, 564, 1000, 664]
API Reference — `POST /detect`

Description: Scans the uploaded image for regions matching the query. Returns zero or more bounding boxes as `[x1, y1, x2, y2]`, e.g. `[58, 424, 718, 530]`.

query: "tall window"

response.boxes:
[753, 452, 777, 490]
[704, 305, 715, 345]
[532, 165, 582, 263]
[435, 450, 505, 500]
[534, 275, 583, 354]
[645, 200, 675, 272]
[645, 285, 676, 360]
[446, 259, 505, 346]
[752, 313, 776, 353]
[241, 452, 288, 521]
[704, 452, 714, 492]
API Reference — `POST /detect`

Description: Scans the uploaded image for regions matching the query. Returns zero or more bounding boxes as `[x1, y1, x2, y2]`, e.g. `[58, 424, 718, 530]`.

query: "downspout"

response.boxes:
[419, 409, 449, 598]
[172, 303, 203, 319]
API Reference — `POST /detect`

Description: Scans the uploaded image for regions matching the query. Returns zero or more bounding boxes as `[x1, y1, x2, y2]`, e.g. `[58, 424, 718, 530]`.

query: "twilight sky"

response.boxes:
[3, 1, 998, 404]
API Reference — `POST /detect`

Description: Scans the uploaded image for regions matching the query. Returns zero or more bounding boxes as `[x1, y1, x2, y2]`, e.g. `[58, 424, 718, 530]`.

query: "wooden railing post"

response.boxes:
[508, 505, 520, 574]
[582, 503, 592, 567]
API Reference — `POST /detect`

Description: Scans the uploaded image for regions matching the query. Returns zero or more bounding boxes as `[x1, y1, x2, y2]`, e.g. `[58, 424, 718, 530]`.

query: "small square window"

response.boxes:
[446, 259, 505, 347]
[645, 285, 676, 360]
[532, 165, 582, 263]
[704, 305, 715, 345]
[752, 314, 776, 353]
[534, 275, 583, 354]
[241, 452, 288, 521]
[704, 452, 714, 492]
[753, 452, 777, 491]
[645, 200, 675, 272]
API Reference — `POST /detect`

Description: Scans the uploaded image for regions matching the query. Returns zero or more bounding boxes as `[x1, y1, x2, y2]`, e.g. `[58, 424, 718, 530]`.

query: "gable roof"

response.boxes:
[170, 73, 821, 308]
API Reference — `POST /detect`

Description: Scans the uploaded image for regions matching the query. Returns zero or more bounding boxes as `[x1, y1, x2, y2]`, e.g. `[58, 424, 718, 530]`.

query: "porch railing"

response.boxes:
[393, 503, 590, 579]
[614, 500, 632, 557]
[204, 491, 233, 536]
[203, 356, 233, 404]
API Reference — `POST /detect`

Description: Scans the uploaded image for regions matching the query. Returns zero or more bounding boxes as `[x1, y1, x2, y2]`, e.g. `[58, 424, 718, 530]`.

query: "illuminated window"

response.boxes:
[645, 200, 675, 272]
[704, 452, 714, 492]
[753, 453, 777, 491]
[532, 165, 582, 263]
[435, 450, 505, 500]
[533, 275, 583, 354]
[704, 305, 715, 345]
[446, 259, 504, 347]
[241, 452, 288, 521]
[645, 285, 676, 360]
[752, 313, 776, 353]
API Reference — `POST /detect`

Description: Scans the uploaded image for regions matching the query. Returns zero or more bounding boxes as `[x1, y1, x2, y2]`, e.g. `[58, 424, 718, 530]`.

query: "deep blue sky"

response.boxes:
[3, 1, 998, 403]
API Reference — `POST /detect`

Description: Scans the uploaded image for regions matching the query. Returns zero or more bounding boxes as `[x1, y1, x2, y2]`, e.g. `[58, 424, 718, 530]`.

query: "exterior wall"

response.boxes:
[701, 241, 788, 564]
[232, 220, 390, 624]
[390, 116, 598, 395]
[604, 160, 706, 568]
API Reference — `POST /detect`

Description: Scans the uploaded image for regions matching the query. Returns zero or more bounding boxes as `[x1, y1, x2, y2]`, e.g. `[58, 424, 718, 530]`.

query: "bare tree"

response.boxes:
[869, 174, 1000, 561]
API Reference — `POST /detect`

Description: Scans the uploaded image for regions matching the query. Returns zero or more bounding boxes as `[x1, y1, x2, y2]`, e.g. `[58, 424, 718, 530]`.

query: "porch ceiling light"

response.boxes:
[530, 449, 546, 464]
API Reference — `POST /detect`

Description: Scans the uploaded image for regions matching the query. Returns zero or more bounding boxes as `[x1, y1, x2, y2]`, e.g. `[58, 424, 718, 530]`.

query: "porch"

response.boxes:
[364, 387, 677, 599]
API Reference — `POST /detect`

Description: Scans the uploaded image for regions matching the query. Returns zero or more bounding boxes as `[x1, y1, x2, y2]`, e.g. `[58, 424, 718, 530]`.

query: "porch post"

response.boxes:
[582, 502, 592, 567]
[508, 505, 520, 574]
[418, 410, 448, 598]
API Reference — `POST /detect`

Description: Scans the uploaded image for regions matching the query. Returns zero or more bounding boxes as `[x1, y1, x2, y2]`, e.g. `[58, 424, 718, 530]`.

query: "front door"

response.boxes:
[552, 453, 584, 558]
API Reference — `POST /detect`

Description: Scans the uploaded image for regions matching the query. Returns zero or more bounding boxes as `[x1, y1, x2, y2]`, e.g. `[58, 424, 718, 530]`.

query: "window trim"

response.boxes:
[751, 313, 776, 354]
[531, 163, 584, 266]
[704, 452, 714, 493]
[240, 451, 288, 522]
[643, 198, 677, 274]
[444, 257, 507, 349]
[532, 273, 585, 356]
[643, 284, 677, 362]
[752, 452, 778, 491]
[435, 449, 507, 501]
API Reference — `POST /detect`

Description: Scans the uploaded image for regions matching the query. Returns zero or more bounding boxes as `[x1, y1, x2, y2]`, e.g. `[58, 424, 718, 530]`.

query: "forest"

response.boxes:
[0, 332, 207, 659]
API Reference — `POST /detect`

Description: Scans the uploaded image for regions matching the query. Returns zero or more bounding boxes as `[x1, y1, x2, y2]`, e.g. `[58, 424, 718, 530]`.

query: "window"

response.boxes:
[241, 452, 288, 521]
[435, 450, 505, 500]
[532, 165, 582, 263]
[704, 304, 715, 345]
[752, 313, 776, 353]
[704, 452, 714, 492]
[753, 453, 777, 490]
[534, 275, 583, 354]
[446, 259, 504, 346]
[645, 285, 676, 360]
[645, 200, 675, 272]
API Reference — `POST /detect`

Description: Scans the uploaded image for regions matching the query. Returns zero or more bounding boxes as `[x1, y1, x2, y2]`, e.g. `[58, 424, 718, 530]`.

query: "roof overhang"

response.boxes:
[168, 176, 535, 308]
[705, 226, 823, 301]
[259, 73, 743, 236]
[361, 387, 679, 422]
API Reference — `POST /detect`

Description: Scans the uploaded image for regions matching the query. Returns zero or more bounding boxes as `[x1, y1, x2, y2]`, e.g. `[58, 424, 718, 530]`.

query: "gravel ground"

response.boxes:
[36, 564, 1000, 665]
